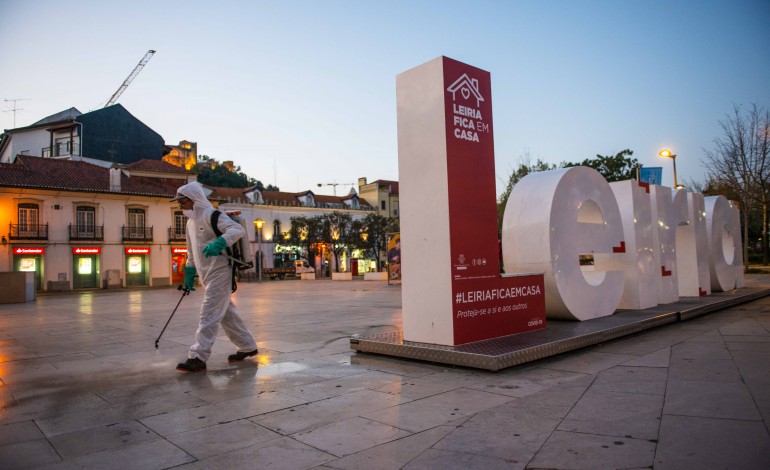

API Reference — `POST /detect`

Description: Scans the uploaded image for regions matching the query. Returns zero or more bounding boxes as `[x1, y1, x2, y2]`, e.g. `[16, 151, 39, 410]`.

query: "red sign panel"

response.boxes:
[443, 57, 499, 280]
[73, 247, 101, 255]
[171, 247, 188, 254]
[441, 57, 546, 344]
[452, 274, 546, 344]
[13, 247, 45, 255]
[125, 247, 150, 255]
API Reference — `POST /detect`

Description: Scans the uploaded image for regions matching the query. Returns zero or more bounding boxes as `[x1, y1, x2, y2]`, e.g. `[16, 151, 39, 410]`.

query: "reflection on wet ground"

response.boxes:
[1, 279, 770, 469]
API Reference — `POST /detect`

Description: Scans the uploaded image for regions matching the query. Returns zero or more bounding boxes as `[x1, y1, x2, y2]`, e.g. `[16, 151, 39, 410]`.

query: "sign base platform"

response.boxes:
[350, 286, 770, 371]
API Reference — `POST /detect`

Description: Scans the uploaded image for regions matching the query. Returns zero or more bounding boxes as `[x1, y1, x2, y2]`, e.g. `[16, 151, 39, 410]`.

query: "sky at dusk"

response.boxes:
[1, 0, 768, 194]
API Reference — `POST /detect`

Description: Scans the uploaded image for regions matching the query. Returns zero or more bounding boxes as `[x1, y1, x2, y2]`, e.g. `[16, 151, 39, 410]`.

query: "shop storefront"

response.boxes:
[171, 247, 187, 285]
[13, 247, 44, 291]
[350, 249, 375, 275]
[274, 246, 304, 269]
[125, 247, 150, 287]
[72, 247, 100, 289]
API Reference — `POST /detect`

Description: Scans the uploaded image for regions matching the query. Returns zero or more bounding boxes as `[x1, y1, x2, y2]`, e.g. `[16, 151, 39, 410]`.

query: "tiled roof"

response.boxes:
[209, 187, 373, 208]
[207, 186, 249, 202]
[0, 155, 179, 198]
[261, 190, 299, 204]
[30, 107, 82, 126]
[123, 159, 191, 174]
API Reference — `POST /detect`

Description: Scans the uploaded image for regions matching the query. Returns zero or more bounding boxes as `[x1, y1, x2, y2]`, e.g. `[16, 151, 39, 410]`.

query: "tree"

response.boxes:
[194, 155, 279, 190]
[358, 213, 399, 271]
[278, 215, 324, 269]
[321, 211, 353, 272]
[196, 164, 256, 188]
[497, 157, 556, 236]
[564, 149, 640, 183]
[704, 104, 770, 266]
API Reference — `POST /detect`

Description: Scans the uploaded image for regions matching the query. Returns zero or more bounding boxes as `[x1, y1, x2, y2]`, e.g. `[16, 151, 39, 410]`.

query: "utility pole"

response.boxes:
[3, 98, 30, 128]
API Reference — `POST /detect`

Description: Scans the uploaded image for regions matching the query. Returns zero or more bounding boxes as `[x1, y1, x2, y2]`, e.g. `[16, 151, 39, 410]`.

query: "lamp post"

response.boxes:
[254, 218, 264, 282]
[659, 149, 680, 189]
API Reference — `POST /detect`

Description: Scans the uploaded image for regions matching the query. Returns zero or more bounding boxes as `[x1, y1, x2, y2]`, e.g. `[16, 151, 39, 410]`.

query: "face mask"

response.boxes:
[183, 209, 193, 218]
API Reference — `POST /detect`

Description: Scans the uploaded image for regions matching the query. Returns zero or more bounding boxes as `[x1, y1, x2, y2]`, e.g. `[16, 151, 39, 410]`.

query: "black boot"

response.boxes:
[176, 357, 206, 373]
[228, 349, 259, 363]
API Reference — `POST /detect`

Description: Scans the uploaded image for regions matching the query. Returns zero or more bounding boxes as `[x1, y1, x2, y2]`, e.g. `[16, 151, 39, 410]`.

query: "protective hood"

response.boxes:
[174, 182, 214, 210]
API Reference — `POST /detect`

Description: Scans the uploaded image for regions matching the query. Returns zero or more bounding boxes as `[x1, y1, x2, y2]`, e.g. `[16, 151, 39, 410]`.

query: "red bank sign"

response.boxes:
[441, 57, 546, 343]
[171, 247, 188, 254]
[73, 247, 101, 255]
[125, 247, 150, 255]
[13, 247, 45, 255]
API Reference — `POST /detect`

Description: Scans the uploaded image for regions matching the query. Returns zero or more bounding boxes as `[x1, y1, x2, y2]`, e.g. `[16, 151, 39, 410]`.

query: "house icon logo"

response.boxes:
[447, 74, 484, 107]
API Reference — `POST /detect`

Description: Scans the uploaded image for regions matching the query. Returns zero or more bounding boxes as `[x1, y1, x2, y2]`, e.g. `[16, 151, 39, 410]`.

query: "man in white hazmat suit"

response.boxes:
[170, 181, 258, 373]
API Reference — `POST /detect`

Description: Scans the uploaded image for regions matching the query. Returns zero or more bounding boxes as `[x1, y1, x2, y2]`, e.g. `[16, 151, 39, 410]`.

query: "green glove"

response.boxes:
[202, 236, 227, 257]
[183, 266, 197, 291]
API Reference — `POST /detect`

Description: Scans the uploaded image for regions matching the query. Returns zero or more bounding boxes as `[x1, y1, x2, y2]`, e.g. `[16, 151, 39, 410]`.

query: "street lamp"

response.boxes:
[254, 218, 265, 282]
[659, 149, 682, 189]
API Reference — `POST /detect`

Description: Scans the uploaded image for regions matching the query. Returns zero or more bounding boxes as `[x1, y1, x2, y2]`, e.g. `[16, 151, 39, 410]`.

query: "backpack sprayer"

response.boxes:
[155, 284, 194, 349]
[212, 210, 253, 292]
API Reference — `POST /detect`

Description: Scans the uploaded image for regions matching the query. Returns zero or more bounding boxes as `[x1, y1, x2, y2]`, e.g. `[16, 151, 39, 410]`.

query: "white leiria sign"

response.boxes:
[501, 166, 744, 321]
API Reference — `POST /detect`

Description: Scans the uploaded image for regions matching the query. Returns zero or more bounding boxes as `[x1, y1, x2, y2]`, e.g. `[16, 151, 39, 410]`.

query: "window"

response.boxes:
[76, 206, 96, 237]
[381, 200, 386, 210]
[128, 208, 146, 237]
[273, 220, 280, 240]
[18, 203, 39, 235]
[55, 138, 71, 157]
[173, 211, 186, 237]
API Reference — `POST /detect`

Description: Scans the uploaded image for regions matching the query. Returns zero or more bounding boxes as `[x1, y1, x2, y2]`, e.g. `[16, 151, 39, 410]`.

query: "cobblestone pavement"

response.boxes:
[1, 277, 769, 469]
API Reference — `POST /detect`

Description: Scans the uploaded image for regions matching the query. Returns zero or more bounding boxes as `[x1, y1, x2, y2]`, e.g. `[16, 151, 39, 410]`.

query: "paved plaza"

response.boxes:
[1, 277, 770, 469]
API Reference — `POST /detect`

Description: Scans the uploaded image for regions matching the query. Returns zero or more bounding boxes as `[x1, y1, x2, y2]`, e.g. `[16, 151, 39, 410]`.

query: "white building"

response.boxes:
[1, 155, 379, 291]
[209, 186, 377, 275]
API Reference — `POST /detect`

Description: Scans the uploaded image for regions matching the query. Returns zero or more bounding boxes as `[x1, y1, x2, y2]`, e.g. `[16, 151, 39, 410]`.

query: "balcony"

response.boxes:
[69, 225, 104, 241]
[9, 223, 48, 241]
[42, 143, 81, 158]
[122, 226, 153, 242]
[168, 227, 187, 243]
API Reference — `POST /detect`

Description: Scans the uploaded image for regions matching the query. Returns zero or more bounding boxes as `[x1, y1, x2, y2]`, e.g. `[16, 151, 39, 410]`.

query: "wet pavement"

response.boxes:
[1, 277, 769, 469]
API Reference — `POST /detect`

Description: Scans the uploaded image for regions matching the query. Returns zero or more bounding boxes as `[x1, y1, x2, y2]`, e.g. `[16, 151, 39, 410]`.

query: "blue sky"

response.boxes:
[1, 0, 768, 194]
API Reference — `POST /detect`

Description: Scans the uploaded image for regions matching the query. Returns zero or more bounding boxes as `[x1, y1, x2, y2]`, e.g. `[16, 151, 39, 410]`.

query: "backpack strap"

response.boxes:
[210, 210, 238, 292]
[211, 210, 223, 237]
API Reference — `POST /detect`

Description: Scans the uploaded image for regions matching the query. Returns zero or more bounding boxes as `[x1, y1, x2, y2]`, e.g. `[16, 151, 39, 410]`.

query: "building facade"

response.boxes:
[1, 104, 166, 166]
[1, 156, 380, 291]
[162, 140, 197, 170]
[212, 186, 377, 275]
[358, 177, 399, 217]
[0, 156, 193, 291]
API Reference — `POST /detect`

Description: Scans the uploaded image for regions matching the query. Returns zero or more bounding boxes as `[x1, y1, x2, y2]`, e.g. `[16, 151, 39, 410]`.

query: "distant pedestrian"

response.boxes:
[170, 182, 258, 373]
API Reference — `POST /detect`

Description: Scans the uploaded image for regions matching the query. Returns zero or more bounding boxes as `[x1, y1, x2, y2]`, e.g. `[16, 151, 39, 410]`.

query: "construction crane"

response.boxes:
[317, 181, 355, 196]
[104, 50, 156, 108]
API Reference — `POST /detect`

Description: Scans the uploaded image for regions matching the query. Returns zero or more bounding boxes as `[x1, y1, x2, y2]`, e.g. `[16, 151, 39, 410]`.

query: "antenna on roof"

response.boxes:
[107, 144, 117, 164]
[3, 98, 31, 128]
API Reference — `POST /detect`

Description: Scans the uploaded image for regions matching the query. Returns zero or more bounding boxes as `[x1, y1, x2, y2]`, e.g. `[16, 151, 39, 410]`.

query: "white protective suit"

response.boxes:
[177, 182, 257, 362]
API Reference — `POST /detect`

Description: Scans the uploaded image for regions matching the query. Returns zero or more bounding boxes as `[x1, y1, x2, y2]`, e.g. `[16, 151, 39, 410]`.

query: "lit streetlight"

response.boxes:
[659, 149, 682, 189]
[254, 218, 265, 282]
